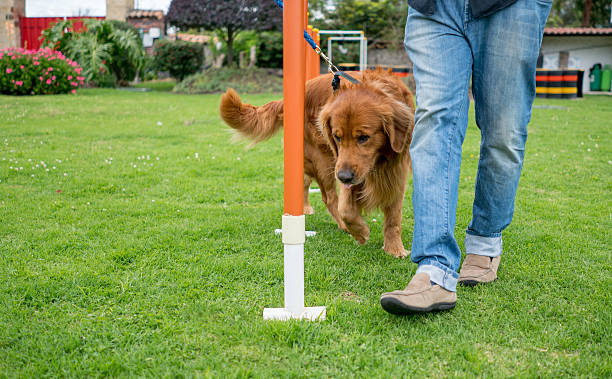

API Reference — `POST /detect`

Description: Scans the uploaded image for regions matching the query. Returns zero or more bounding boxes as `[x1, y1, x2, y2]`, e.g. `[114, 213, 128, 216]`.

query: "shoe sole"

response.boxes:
[380, 297, 456, 314]
[459, 278, 496, 287]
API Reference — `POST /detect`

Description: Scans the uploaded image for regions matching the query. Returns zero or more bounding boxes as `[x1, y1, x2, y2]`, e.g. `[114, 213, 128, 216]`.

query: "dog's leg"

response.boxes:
[319, 178, 347, 231]
[303, 174, 314, 215]
[382, 197, 409, 258]
[338, 186, 370, 244]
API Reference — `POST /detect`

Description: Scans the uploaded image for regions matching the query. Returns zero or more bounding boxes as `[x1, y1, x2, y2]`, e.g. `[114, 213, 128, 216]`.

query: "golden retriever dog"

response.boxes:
[219, 69, 414, 258]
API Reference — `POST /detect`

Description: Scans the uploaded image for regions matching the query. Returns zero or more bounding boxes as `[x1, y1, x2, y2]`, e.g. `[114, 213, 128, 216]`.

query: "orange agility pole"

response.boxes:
[283, 0, 306, 216]
[263, 0, 326, 321]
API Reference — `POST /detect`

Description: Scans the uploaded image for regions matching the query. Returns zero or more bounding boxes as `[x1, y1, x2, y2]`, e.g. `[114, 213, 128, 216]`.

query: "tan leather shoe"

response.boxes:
[458, 254, 501, 286]
[380, 273, 457, 314]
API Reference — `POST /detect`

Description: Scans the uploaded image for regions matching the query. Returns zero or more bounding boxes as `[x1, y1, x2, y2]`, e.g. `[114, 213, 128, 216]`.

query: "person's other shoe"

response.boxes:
[458, 254, 501, 286]
[380, 273, 457, 314]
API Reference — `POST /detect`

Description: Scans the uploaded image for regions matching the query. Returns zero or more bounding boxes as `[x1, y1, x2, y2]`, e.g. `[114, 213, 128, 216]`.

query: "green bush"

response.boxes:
[256, 32, 283, 68]
[153, 40, 204, 81]
[0, 47, 84, 95]
[173, 67, 282, 94]
[41, 19, 144, 87]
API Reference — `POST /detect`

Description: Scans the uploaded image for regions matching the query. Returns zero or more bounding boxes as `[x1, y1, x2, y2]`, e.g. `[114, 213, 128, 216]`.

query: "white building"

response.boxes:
[540, 27, 612, 93]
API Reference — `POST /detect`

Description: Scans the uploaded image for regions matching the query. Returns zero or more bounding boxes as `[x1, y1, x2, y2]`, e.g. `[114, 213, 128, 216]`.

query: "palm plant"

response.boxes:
[41, 19, 145, 87]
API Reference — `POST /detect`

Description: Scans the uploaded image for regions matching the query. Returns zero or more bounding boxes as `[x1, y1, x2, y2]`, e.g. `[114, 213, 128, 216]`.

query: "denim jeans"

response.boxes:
[405, 0, 552, 291]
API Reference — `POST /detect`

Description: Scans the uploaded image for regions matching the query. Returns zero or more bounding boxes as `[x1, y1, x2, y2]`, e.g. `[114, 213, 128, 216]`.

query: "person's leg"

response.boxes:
[460, 0, 552, 284]
[405, 1, 473, 292]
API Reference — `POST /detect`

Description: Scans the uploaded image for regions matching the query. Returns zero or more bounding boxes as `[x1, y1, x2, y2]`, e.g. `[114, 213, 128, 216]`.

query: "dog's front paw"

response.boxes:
[303, 204, 314, 215]
[383, 243, 410, 258]
[352, 227, 370, 245]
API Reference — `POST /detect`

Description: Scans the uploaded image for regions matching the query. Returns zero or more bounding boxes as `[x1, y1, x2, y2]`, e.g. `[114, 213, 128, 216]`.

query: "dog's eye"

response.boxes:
[334, 135, 341, 142]
[357, 135, 370, 144]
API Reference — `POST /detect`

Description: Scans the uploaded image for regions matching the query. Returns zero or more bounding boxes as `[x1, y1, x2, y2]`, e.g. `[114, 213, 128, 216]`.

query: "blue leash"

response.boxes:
[272, 0, 360, 88]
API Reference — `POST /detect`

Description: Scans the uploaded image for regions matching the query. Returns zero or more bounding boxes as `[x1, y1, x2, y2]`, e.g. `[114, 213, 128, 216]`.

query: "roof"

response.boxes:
[176, 33, 212, 44]
[544, 27, 612, 36]
[127, 10, 164, 20]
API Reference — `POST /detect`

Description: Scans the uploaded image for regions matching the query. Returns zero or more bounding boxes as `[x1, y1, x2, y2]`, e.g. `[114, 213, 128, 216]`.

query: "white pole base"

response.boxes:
[263, 306, 326, 321]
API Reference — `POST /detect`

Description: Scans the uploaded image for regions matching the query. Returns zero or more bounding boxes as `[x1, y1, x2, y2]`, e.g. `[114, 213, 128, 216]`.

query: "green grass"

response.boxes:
[0, 89, 610, 377]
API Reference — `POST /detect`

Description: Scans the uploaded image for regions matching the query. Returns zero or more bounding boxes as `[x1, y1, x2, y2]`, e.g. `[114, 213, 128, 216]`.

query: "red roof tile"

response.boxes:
[544, 27, 612, 36]
[127, 10, 164, 20]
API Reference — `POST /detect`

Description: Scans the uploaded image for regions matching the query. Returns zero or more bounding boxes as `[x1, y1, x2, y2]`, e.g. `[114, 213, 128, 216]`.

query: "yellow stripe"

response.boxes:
[536, 87, 577, 94]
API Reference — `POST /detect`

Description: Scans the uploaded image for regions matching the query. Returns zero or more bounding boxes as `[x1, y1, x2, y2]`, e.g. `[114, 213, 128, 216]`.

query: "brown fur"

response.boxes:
[219, 69, 415, 257]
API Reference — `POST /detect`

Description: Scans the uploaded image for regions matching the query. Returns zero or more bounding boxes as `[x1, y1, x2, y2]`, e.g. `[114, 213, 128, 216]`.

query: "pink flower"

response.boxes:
[71, 82, 77, 87]
[11, 56, 16, 60]
[15, 81, 23, 86]
[67, 75, 72, 80]
[51, 75, 56, 81]
[46, 79, 52, 84]
[6, 68, 12, 73]
[48, 67, 53, 72]
[39, 76, 43, 81]
[20, 65, 24, 69]
[71, 89, 76, 94]
[71, 62, 77, 67]
[33, 61, 39, 66]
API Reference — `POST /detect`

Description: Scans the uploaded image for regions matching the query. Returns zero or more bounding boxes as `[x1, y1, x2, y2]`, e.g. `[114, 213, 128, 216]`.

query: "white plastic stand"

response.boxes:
[263, 215, 326, 321]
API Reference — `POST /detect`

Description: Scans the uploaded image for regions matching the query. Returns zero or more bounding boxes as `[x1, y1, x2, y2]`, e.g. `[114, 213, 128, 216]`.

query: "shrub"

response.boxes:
[173, 67, 282, 94]
[257, 32, 283, 68]
[41, 19, 144, 87]
[0, 47, 84, 95]
[153, 39, 204, 81]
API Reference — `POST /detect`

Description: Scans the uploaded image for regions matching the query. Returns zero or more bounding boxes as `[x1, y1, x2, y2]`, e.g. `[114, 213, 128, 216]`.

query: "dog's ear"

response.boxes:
[383, 100, 414, 153]
[317, 105, 338, 158]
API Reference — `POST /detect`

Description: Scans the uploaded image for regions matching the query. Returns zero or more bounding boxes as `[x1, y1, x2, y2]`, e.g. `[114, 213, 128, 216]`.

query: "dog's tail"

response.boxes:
[219, 88, 284, 144]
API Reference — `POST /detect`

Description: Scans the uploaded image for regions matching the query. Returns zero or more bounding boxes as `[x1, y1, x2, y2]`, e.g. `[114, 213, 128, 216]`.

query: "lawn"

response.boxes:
[0, 89, 610, 377]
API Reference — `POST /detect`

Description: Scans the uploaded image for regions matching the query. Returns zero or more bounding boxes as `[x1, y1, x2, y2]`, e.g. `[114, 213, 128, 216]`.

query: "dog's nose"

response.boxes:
[337, 170, 355, 183]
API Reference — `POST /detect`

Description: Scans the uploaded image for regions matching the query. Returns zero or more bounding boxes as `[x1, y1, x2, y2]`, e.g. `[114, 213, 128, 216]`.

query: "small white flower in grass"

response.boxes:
[587, 148, 591, 152]
[9, 166, 12, 169]
[31, 175, 35, 177]
[146, 155, 150, 160]
[87, 202, 90, 205]
[45, 169, 49, 172]
[40, 141, 43, 145]
[63, 173, 67, 176]
[19, 167, 23, 170]
[237, 157, 241, 161]
[28, 159, 31, 162]
[133, 165, 137, 168]
[52, 166, 56, 169]
[581, 142, 584, 145]
[595, 144, 599, 148]
[137, 156, 141, 160]
[156, 157, 159, 161]
[102, 208, 106, 211]
[122, 188, 125, 192]
[152, 199, 155, 202]
[372, 218, 377, 222]
[177, 209, 180, 213]
[195, 153, 199, 159]
[157, 121, 163, 126]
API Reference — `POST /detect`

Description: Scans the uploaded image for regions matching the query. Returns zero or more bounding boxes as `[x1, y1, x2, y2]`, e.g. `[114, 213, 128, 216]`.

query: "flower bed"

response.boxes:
[0, 47, 85, 95]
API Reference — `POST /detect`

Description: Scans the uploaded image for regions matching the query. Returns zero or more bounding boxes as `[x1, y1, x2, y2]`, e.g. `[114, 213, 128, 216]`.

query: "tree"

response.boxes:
[166, 0, 282, 66]
[547, 0, 611, 27]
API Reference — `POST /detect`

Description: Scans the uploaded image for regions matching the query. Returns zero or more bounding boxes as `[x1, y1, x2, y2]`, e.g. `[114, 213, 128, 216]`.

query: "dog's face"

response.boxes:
[318, 87, 414, 188]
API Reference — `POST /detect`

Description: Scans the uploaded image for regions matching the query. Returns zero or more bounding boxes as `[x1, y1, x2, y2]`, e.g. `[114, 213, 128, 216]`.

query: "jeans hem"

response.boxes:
[416, 262, 458, 292]
[464, 232, 503, 258]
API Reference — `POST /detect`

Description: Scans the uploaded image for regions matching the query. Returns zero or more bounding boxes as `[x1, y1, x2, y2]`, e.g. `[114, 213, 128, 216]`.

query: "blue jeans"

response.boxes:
[405, 0, 552, 291]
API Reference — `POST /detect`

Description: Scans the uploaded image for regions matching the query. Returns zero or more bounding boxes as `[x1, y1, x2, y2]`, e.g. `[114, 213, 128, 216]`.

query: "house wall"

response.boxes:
[0, 0, 24, 49]
[106, 0, 133, 21]
[541, 35, 612, 93]
[127, 17, 164, 54]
